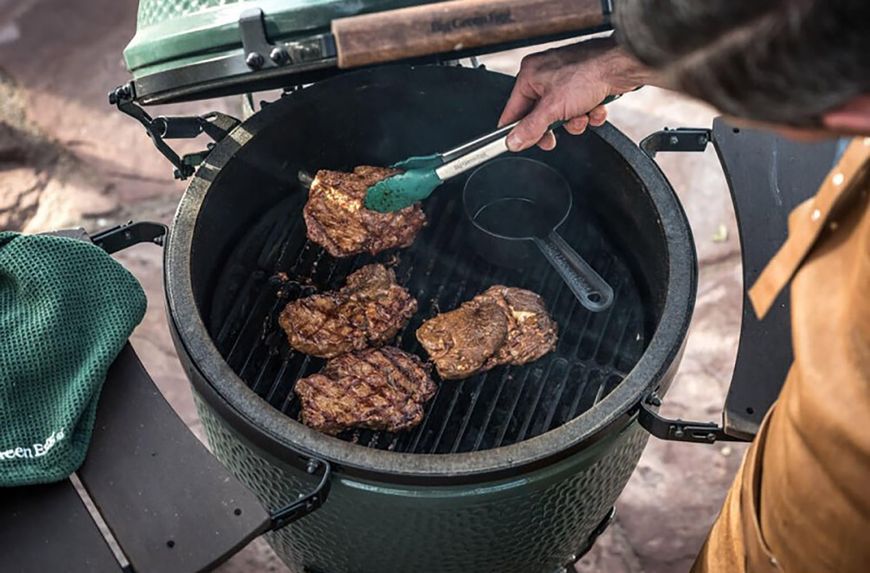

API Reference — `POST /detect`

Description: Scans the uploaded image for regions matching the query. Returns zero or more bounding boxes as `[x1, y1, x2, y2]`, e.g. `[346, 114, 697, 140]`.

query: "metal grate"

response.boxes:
[208, 185, 647, 454]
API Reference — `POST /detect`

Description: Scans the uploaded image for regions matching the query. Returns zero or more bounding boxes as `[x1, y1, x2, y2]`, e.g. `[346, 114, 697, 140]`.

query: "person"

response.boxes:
[498, 1, 869, 572]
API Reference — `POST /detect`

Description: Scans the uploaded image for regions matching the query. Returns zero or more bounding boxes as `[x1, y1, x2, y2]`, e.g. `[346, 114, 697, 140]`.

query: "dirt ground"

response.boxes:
[0, 1, 747, 572]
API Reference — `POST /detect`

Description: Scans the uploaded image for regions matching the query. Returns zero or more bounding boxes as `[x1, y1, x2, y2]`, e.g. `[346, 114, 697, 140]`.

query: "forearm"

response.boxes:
[561, 36, 665, 93]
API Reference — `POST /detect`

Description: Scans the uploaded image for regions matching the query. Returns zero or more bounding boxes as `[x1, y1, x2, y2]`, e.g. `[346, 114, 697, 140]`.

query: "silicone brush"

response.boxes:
[364, 95, 621, 213]
[364, 119, 539, 213]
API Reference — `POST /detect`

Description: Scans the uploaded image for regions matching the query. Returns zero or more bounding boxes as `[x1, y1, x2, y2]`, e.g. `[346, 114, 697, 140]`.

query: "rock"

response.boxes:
[0, 165, 42, 229]
[22, 173, 118, 233]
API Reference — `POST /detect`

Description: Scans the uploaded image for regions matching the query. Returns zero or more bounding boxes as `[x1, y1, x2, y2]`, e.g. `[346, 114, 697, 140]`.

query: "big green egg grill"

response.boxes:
[112, 1, 763, 572]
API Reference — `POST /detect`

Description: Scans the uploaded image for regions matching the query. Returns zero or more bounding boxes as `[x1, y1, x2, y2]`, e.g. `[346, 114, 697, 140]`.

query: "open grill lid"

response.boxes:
[122, 0, 613, 105]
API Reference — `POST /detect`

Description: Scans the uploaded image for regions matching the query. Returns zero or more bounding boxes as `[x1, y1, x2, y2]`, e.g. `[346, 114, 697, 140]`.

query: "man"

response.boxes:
[499, 1, 869, 571]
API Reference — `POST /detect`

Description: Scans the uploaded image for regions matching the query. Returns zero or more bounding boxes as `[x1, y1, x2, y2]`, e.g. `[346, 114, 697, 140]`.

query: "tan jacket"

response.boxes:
[692, 137, 870, 572]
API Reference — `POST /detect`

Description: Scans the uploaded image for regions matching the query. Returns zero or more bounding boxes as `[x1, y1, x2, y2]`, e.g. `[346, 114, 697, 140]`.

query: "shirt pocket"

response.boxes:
[739, 406, 781, 572]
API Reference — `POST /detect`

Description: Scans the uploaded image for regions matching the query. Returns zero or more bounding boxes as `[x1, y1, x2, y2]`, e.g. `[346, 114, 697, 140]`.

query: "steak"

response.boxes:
[279, 264, 417, 358]
[295, 347, 437, 435]
[304, 165, 426, 257]
[416, 286, 558, 380]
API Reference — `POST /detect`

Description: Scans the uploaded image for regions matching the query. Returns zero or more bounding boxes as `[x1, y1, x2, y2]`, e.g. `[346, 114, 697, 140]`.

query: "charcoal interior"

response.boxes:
[187, 67, 669, 454]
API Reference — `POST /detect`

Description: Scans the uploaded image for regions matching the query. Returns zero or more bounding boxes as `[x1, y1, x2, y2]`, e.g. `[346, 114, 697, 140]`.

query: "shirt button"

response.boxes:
[832, 172, 845, 186]
[811, 209, 821, 221]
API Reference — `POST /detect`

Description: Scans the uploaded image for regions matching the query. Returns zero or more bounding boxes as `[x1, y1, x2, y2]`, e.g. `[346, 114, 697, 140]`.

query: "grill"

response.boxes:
[163, 65, 698, 573]
[209, 173, 647, 454]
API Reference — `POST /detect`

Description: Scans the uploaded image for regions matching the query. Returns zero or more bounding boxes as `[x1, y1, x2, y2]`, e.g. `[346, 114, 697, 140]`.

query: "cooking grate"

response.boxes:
[208, 180, 648, 454]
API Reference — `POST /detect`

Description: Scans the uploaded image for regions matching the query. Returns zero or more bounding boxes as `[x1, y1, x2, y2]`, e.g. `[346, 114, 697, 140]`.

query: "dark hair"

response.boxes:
[614, 0, 870, 126]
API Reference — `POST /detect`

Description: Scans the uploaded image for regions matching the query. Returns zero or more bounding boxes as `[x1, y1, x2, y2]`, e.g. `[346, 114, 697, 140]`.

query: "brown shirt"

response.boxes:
[693, 137, 870, 572]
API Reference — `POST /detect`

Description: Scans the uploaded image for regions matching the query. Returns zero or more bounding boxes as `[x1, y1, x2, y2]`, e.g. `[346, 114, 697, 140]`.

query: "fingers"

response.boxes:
[588, 104, 608, 126]
[498, 81, 537, 128]
[564, 115, 589, 135]
[537, 130, 557, 151]
[506, 101, 560, 151]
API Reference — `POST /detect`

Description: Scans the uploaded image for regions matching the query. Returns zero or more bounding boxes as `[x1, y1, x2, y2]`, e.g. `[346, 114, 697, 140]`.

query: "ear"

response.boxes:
[822, 94, 870, 134]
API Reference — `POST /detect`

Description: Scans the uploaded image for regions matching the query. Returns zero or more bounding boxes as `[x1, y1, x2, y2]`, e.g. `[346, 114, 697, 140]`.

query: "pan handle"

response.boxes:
[331, 0, 609, 68]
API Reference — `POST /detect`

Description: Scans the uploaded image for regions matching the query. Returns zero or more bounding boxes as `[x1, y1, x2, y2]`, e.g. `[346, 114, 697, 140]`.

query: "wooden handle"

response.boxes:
[332, 0, 606, 68]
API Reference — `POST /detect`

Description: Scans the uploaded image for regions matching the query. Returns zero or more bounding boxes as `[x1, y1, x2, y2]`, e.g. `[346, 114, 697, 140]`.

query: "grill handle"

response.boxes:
[332, 0, 610, 68]
[268, 458, 332, 531]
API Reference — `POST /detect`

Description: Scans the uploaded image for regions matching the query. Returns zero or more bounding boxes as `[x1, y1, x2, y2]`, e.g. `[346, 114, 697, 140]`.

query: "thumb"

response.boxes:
[506, 102, 560, 152]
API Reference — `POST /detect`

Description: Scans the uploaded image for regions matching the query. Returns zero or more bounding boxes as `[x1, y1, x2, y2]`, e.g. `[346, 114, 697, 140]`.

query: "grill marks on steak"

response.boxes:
[304, 166, 427, 257]
[417, 286, 558, 380]
[295, 347, 437, 435]
[278, 264, 417, 358]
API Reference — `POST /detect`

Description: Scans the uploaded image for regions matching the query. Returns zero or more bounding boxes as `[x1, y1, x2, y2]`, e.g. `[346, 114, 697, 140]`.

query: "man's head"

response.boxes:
[614, 0, 870, 135]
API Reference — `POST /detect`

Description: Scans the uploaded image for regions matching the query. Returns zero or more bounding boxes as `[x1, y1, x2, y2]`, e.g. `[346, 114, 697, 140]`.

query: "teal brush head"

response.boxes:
[364, 168, 442, 213]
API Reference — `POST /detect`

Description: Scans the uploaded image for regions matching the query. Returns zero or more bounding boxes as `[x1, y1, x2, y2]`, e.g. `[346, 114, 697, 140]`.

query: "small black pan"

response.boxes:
[463, 157, 614, 312]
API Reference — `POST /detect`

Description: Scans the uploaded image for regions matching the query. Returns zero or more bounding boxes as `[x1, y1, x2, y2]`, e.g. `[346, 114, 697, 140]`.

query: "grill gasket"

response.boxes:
[209, 182, 647, 455]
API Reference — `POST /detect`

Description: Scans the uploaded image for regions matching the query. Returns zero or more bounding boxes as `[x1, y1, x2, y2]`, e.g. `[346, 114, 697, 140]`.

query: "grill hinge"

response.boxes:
[640, 127, 712, 158]
[109, 83, 240, 179]
[239, 7, 336, 71]
[638, 393, 749, 444]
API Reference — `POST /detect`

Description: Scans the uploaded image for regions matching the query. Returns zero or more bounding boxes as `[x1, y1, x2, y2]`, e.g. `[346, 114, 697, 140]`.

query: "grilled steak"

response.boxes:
[414, 301, 509, 379]
[417, 286, 558, 380]
[279, 264, 417, 358]
[304, 165, 426, 257]
[295, 347, 437, 435]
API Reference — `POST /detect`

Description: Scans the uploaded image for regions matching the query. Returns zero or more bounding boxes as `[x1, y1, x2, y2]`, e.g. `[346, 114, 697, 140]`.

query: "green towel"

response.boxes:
[0, 231, 146, 486]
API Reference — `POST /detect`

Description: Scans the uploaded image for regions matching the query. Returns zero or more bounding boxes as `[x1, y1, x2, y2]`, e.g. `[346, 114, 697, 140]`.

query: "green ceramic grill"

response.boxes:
[113, 2, 753, 573]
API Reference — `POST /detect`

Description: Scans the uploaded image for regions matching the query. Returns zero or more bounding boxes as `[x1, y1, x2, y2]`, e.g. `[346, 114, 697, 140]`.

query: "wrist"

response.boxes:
[592, 44, 657, 94]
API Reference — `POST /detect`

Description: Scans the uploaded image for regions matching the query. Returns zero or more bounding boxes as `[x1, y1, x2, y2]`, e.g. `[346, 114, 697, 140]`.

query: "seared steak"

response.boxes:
[414, 301, 509, 380]
[304, 165, 426, 257]
[295, 347, 437, 435]
[279, 264, 416, 358]
[417, 286, 558, 379]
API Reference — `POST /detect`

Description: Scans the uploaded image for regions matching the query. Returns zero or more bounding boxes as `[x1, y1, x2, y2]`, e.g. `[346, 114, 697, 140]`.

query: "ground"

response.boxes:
[0, 2, 746, 572]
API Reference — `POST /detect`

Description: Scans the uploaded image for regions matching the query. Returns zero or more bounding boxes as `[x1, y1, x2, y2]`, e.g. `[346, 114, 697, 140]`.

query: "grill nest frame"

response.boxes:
[165, 66, 697, 484]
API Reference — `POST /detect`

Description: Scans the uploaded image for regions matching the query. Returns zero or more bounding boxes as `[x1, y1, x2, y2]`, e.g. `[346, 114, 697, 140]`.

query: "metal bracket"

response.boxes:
[109, 83, 240, 179]
[90, 221, 168, 254]
[640, 128, 712, 158]
[269, 458, 332, 531]
[240, 8, 336, 70]
[561, 506, 616, 570]
[638, 393, 749, 444]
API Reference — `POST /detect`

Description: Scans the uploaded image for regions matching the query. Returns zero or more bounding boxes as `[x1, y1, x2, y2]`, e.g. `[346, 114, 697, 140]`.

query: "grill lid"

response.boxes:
[122, 0, 612, 104]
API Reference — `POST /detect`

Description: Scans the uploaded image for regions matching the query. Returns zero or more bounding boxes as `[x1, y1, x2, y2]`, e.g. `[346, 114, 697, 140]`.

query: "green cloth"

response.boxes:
[0, 232, 146, 486]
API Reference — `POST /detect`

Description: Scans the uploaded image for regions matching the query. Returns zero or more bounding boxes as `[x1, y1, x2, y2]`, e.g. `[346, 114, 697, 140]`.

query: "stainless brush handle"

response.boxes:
[441, 121, 519, 163]
[435, 135, 512, 181]
[436, 119, 569, 180]
[439, 93, 623, 165]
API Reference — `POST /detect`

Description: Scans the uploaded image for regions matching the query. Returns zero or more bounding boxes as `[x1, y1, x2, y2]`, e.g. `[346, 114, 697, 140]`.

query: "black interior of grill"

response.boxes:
[186, 68, 666, 454]
[203, 169, 651, 455]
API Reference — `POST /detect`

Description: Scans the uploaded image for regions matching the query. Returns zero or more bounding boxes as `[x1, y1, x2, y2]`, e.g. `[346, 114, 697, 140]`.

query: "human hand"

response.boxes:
[499, 37, 652, 151]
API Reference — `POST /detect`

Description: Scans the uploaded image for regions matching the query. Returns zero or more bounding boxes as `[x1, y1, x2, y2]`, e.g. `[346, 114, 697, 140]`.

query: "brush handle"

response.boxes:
[434, 120, 564, 180]
[441, 121, 519, 163]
